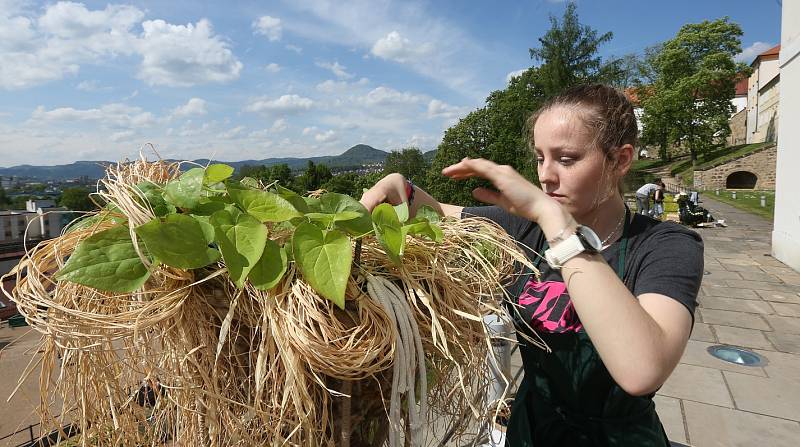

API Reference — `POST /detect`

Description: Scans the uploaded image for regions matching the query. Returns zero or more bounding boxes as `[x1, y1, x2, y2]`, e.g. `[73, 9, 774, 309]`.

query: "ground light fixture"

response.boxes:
[707, 345, 767, 367]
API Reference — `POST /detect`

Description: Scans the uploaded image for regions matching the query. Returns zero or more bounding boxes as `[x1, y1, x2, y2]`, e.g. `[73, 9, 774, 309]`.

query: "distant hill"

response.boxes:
[0, 144, 392, 181]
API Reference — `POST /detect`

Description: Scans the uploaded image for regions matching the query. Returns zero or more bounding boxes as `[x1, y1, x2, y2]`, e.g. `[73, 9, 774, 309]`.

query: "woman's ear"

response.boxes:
[614, 143, 635, 176]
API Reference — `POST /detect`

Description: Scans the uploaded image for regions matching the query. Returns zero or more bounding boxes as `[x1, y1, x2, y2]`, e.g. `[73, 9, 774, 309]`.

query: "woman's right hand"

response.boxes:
[359, 173, 409, 211]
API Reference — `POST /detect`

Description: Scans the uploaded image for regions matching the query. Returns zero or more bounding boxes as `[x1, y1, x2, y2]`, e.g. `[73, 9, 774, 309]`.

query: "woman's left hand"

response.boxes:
[442, 158, 551, 220]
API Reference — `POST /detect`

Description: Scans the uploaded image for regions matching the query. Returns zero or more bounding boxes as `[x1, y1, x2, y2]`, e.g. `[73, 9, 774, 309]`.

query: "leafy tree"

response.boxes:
[530, 2, 620, 97]
[295, 161, 333, 193]
[639, 18, 748, 166]
[0, 186, 10, 207]
[59, 187, 96, 211]
[383, 147, 428, 186]
[321, 173, 360, 197]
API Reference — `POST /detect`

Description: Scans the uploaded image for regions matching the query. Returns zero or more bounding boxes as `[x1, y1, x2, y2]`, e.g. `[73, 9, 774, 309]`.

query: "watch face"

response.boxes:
[577, 225, 602, 251]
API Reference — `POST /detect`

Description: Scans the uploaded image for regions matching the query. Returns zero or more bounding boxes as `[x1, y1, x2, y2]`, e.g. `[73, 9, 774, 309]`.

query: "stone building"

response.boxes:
[746, 44, 781, 144]
[693, 143, 777, 191]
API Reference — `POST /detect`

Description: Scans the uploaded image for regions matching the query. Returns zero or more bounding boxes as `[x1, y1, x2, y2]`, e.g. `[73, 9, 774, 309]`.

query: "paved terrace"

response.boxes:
[652, 196, 800, 446]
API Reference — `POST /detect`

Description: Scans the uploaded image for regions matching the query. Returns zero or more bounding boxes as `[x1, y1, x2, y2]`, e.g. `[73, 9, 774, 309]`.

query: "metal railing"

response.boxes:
[0, 420, 78, 447]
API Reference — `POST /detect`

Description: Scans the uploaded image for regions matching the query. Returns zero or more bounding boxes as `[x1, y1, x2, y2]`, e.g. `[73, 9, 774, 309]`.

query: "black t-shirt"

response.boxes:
[462, 206, 704, 331]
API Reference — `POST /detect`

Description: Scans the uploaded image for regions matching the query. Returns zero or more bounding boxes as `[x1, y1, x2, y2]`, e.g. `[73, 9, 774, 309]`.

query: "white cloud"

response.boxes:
[253, 15, 282, 41]
[315, 77, 368, 93]
[736, 41, 775, 64]
[371, 31, 433, 64]
[137, 19, 242, 87]
[271, 118, 288, 132]
[0, 3, 243, 90]
[314, 130, 337, 143]
[77, 80, 102, 91]
[265, 62, 281, 73]
[426, 99, 467, 120]
[315, 60, 354, 79]
[362, 86, 425, 107]
[31, 103, 156, 129]
[302, 126, 318, 135]
[219, 125, 245, 139]
[171, 98, 208, 118]
[110, 130, 135, 142]
[246, 94, 314, 114]
[506, 68, 526, 84]
[285, 44, 303, 54]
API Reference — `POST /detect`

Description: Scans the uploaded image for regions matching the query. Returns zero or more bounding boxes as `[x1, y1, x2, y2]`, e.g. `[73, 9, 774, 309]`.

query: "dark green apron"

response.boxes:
[505, 208, 671, 446]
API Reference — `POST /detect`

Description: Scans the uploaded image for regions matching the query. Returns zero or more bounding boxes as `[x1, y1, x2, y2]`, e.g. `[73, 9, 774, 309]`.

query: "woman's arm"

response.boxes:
[359, 172, 463, 217]
[443, 158, 694, 396]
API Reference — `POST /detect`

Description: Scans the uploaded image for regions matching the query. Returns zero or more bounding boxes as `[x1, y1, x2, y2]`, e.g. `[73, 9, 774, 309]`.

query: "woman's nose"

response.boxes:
[538, 160, 557, 186]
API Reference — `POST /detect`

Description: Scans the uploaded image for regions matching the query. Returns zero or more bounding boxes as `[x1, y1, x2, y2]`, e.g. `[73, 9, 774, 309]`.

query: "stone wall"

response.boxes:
[693, 144, 777, 190]
[728, 109, 747, 146]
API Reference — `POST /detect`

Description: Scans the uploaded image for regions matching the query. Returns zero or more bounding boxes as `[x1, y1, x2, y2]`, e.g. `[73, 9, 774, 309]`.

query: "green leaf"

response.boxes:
[56, 225, 150, 292]
[275, 185, 310, 213]
[228, 187, 302, 222]
[192, 198, 227, 216]
[240, 176, 261, 189]
[250, 240, 287, 290]
[372, 203, 406, 265]
[134, 181, 176, 217]
[415, 205, 441, 224]
[394, 202, 409, 223]
[319, 193, 372, 237]
[404, 220, 443, 243]
[163, 168, 204, 209]
[64, 211, 126, 234]
[204, 164, 234, 184]
[135, 214, 220, 269]
[303, 196, 322, 212]
[210, 209, 268, 287]
[292, 223, 352, 309]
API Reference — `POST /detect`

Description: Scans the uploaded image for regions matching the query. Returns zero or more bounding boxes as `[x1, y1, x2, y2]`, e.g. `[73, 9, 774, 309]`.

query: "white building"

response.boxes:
[772, 1, 800, 272]
[0, 202, 66, 243]
[746, 44, 781, 143]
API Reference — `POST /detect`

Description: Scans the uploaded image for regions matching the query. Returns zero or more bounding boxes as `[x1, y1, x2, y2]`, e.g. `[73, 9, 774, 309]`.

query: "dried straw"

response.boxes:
[2, 158, 542, 446]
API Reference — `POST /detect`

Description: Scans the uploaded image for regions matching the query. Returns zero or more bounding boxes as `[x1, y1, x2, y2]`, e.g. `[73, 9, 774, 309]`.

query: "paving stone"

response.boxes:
[770, 302, 800, 317]
[713, 326, 774, 350]
[763, 315, 800, 335]
[698, 296, 774, 314]
[718, 263, 755, 273]
[755, 289, 800, 304]
[683, 400, 800, 447]
[759, 266, 798, 276]
[679, 340, 766, 377]
[690, 323, 716, 343]
[735, 270, 784, 283]
[780, 275, 800, 286]
[755, 349, 800, 383]
[702, 269, 743, 280]
[724, 371, 800, 421]
[653, 395, 687, 445]
[765, 332, 800, 355]
[699, 309, 771, 331]
[659, 364, 733, 407]
[726, 279, 793, 292]
[718, 257, 760, 266]
[701, 286, 760, 300]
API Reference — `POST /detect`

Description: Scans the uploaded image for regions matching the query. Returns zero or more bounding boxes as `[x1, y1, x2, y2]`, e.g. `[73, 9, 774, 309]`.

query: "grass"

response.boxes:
[668, 142, 773, 179]
[707, 189, 775, 220]
[631, 158, 673, 171]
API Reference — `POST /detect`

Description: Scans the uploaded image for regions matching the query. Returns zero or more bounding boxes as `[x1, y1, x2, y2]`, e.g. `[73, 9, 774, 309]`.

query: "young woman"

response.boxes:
[360, 84, 703, 446]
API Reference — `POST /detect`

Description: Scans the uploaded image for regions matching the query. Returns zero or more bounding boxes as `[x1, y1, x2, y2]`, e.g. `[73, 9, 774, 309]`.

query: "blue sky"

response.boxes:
[0, 0, 781, 167]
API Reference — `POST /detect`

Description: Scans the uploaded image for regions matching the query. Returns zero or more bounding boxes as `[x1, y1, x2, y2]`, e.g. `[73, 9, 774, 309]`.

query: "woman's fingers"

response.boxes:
[442, 157, 503, 180]
[472, 187, 503, 206]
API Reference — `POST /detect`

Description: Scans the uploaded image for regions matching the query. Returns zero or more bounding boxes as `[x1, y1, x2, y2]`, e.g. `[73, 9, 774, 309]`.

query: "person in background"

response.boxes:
[653, 183, 665, 219]
[361, 84, 703, 446]
[636, 180, 665, 216]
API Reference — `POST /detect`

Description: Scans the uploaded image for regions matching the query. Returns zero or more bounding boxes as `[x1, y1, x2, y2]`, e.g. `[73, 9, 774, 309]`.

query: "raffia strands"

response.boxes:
[1, 158, 542, 447]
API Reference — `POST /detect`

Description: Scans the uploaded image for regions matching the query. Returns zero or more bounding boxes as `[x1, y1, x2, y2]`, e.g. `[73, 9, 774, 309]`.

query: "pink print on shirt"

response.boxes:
[518, 280, 583, 333]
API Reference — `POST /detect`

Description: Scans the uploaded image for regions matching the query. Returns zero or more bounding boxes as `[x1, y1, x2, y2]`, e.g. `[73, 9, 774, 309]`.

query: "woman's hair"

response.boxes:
[526, 84, 639, 157]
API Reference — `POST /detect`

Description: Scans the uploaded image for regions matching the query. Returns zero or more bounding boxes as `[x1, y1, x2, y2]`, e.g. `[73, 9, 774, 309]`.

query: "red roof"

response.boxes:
[751, 44, 781, 66]
[734, 77, 748, 96]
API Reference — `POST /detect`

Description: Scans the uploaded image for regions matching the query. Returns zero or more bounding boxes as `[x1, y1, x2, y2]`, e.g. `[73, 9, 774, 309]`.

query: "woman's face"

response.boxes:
[533, 106, 619, 220]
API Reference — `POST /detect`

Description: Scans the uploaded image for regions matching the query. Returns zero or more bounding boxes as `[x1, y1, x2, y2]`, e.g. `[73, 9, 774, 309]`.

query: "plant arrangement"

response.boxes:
[4, 157, 539, 446]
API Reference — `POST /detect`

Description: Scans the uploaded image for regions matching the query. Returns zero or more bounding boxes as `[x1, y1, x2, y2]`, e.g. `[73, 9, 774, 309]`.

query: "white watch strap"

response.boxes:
[544, 234, 585, 269]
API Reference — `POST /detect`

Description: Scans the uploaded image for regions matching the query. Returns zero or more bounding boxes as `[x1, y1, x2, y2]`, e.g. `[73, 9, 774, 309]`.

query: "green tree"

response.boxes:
[0, 186, 10, 207]
[59, 187, 96, 211]
[320, 173, 360, 197]
[383, 147, 428, 185]
[295, 161, 333, 193]
[530, 2, 620, 97]
[640, 18, 748, 166]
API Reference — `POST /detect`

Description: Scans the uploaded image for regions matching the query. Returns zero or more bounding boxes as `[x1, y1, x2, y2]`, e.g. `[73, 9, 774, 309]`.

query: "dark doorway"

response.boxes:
[726, 171, 758, 189]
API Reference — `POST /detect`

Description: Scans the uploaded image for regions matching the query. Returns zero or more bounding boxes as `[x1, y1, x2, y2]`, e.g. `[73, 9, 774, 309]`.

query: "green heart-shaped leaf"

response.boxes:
[135, 214, 220, 269]
[292, 223, 352, 309]
[319, 193, 372, 237]
[163, 168, 204, 209]
[56, 225, 151, 292]
[394, 202, 409, 223]
[404, 220, 443, 243]
[415, 205, 441, 224]
[135, 181, 176, 217]
[204, 164, 234, 184]
[372, 203, 406, 265]
[210, 209, 268, 287]
[250, 239, 287, 290]
[229, 187, 302, 222]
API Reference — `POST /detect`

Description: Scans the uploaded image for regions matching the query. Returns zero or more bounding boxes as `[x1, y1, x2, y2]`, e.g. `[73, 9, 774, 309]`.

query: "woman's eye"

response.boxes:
[559, 157, 575, 165]
[535, 157, 544, 163]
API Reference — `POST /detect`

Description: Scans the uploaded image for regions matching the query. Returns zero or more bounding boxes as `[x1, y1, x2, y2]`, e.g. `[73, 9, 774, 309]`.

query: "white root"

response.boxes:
[365, 274, 428, 447]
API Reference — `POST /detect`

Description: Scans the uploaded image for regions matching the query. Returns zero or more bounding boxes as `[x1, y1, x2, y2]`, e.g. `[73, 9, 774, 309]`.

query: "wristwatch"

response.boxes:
[544, 225, 602, 269]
